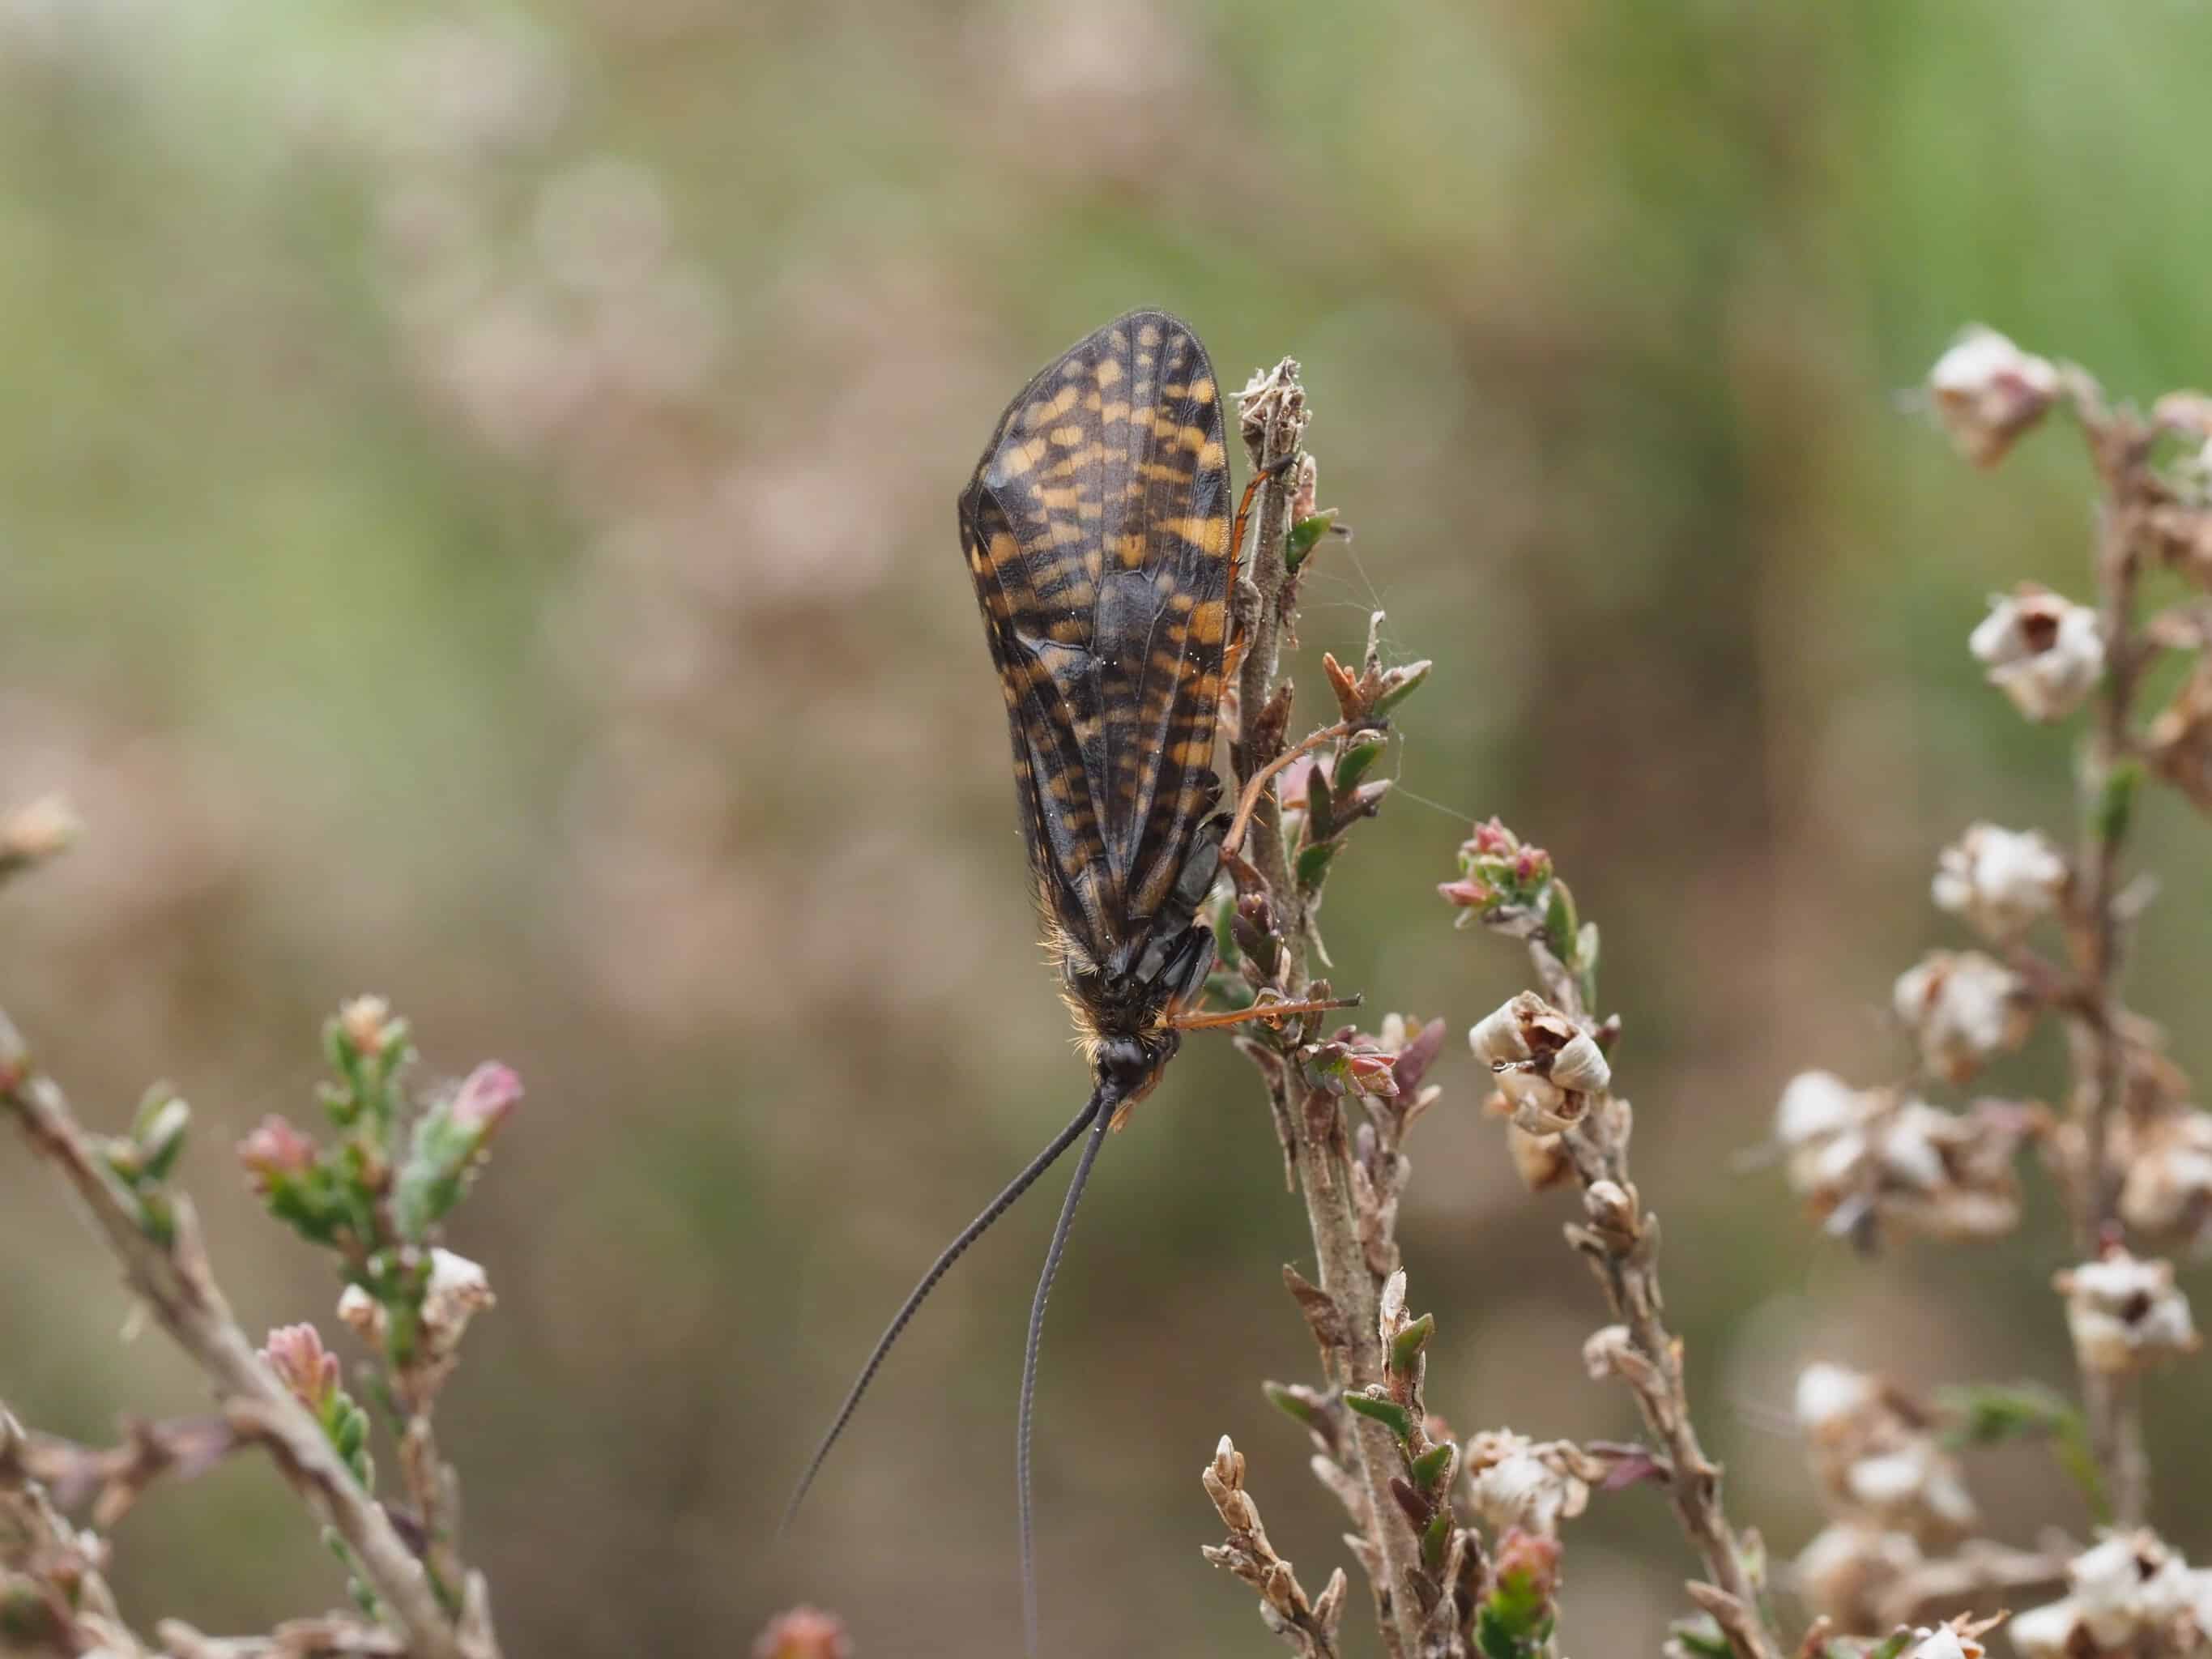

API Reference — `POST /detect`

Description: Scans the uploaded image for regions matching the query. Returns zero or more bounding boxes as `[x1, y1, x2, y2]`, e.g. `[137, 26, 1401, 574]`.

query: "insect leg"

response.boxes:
[1166, 991, 1363, 1033]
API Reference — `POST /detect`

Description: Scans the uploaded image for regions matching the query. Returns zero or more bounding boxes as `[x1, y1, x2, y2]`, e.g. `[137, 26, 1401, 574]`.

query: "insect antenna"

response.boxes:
[1016, 1088, 1115, 1658]
[781, 1083, 1112, 1533]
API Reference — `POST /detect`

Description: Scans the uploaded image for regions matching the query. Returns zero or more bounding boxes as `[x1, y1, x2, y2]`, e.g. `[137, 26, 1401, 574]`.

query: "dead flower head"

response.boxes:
[1462, 1429, 1596, 1539]
[2056, 1249, 2200, 1375]
[1792, 1518, 1924, 1630]
[1470, 992, 1609, 1135]
[1931, 822, 2067, 940]
[1968, 584, 2104, 723]
[1775, 1073, 2026, 1241]
[1795, 1362, 1976, 1542]
[1893, 951, 2035, 1084]
[2010, 1530, 2212, 1657]
[1929, 326, 2060, 467]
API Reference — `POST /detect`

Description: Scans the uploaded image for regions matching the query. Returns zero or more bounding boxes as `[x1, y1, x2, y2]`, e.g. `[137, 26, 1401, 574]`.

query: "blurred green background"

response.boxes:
[5, 1, 2210, 1653]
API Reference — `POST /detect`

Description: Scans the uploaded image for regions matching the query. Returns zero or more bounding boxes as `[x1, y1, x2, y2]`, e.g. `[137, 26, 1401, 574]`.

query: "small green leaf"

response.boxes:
[1374, 658, 1432, 713]
[1306, 766, 1336, 842]
[1421, 1506, 1451, 1572]
[1342, 1390, 1414, 1444]
[1264, 1380, 1324, 1431]
[1334, 736, 1387, 796]
[1543, 880, 1579, 960]
[1285, 510, 1340, 571]
[1389, 1311, 1435, 1375]
[1410, 1440, 1455, 1491]
[1664, 1618, 1733, 1658]
[1296, 838, 1340, 893]
[2094, 760, 2142, 847]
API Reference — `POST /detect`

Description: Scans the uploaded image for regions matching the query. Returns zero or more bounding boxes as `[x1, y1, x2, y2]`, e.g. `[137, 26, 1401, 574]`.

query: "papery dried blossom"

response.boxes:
[1893, 951, 2035, 1083]
[1776, 1077, 2025, 1240]
[2115, 1107, 2212, 1253]
[1931, 822, 2067, 939]
[1968, 585, 2104, 723]
[1929, 326, 2060, 467]
[2146, 659, 2212, 817]
[1792, 1518, 1923, 1630]
[1470, 991, 1608, 1134]
[1462, 1429, 1595, 1538]
[1898, 1614, 2003, 1659]
[2056, 1250, 2200, 1374]
[1795, 1362, 1976, 1542]
[2010, 1530, 2210, 1657]
[422, 1247, 495, 1354]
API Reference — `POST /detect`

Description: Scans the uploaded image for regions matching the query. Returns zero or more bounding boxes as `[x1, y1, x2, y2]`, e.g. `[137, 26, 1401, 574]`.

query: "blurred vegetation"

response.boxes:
[4, 2, 2211, 1654]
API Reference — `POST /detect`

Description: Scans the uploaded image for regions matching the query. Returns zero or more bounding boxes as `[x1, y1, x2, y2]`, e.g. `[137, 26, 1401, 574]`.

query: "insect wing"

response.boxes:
[957, 311, 1233, 967]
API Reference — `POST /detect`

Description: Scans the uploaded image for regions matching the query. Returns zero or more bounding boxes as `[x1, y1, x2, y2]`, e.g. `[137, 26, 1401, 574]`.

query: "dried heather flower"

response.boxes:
[1792, 1519, 1923, 1629]
[1462, 1430, 1595, 1538]
[1929, 326, 2060, 467]
[1778, 1079, 2024, 1240]
[1795, 1362, 1976, 1542]
[2010, 1530, 2205, 1657]
[1968, 584, 2104, 723]
[2116, 1107, 2212, 1252]
[2146, 659, 2212, 814]
[2056, 1250, 2201, 1374]
[1897, 1614, 2002, 1659]
[1469, 992, 1608, 1134]
[422, 1247, 496, 1353]
[1931, 822, 2067, 938]
[1893, 950, 2034, 1083]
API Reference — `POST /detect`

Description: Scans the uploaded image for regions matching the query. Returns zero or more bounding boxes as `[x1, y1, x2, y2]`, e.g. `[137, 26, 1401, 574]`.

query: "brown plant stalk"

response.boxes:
[1527, 957, 1781, 1659]
[0, 1006, 498, 1659]
[1225, 358, 1428, 1659]
[2058, 371, 2158, 1527]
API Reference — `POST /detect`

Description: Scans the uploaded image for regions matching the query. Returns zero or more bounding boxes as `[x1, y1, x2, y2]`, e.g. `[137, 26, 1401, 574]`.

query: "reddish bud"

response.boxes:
[753, 1606, 852, 1659]
[261, 1323, 339, 1412]
[237, 1115, 317, 1192]
[450, 1062, 523, 1141]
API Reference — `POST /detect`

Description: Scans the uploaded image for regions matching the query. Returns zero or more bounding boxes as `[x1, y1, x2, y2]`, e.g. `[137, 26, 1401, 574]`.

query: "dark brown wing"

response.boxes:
[957, 311, 1232, 972]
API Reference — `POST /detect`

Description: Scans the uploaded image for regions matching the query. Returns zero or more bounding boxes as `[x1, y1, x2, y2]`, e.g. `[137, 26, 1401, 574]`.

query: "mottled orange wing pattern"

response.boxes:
[957, 311, 1232, 975]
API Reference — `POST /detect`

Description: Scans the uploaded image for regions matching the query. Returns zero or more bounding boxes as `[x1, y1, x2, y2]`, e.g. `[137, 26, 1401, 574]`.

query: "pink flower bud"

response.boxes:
[450, 1062, 523, 1141]
[237, 1115, 317, 1192]
[261, 1323, 339, 1411]
[752, 1607, 852, 1659]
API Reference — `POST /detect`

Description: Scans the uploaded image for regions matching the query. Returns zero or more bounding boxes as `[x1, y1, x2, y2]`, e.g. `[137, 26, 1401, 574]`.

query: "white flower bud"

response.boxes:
[1929, 326, 2059, 466]
[1931, 822, 2067, 938]
[1969, 586, 2104, 723]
